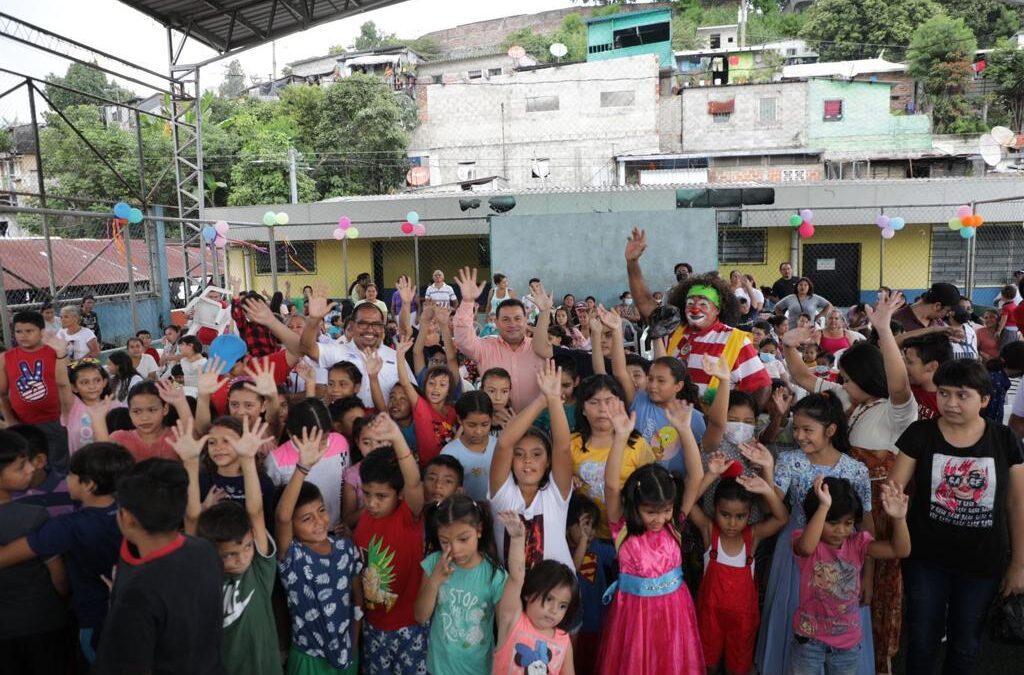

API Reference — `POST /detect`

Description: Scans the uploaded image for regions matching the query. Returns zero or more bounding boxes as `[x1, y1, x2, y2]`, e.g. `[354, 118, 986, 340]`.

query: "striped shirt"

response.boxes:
[673, 321, 771, 396]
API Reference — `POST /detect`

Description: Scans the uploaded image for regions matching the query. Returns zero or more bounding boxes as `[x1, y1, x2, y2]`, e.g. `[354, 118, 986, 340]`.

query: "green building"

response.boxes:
[586, 8, 673, 69]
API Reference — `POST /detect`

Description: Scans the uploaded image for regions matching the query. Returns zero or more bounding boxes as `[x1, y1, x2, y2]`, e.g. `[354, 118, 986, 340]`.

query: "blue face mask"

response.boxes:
[814, 365, 831, 375]
[759, 352, 775, 363]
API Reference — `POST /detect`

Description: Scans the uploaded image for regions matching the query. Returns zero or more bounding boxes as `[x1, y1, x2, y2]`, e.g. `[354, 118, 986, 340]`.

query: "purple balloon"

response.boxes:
[876, 215, 890, 229]
[338, 216, 352, 230]
[799, 209, 813, 221]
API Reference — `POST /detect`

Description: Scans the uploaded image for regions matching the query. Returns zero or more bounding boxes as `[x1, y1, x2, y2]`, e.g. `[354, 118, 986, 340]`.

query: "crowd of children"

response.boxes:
[1, 253, 1023, 675]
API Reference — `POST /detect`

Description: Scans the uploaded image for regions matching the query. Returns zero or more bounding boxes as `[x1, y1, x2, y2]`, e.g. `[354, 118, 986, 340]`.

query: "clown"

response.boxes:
[625, 227, 771, 408]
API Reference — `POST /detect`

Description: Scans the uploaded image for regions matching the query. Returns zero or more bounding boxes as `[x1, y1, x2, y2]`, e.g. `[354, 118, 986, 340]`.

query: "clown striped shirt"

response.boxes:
[672, 322, 771, 396]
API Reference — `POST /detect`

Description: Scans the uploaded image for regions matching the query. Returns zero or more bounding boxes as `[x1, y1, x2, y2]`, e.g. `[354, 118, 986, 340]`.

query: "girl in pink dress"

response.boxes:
[598, 396, 705, 675]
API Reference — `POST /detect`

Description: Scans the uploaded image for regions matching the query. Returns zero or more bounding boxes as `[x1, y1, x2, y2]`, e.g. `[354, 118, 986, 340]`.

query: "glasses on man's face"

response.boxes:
[354, 320, 385, 330]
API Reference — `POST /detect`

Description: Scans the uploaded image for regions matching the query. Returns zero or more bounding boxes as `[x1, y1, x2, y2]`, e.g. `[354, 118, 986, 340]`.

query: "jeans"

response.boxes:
[788, 635, 860, 675]
[902, 558, 1001, 675]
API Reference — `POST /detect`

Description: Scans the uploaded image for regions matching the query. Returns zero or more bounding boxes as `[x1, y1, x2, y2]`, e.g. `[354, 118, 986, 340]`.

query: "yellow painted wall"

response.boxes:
[718, 225, 933, 293]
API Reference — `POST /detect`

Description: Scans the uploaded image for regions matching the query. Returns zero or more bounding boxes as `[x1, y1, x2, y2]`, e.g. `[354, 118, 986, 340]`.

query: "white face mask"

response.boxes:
[624, 298, 633, 306]
[723, 421, 755, 446]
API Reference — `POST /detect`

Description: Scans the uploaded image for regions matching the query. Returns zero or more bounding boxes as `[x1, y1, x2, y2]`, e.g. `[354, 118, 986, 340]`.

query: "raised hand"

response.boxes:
[293, 359, 316, 385]
[170, 418, 209, 462]
[596, 305, 622, 332]
[197, 358, 228, 396]
[41, 332, 66, 354]
[608, 397, 635, 438]
[305, 285, 335, 320]
[243, 358, 279, 398]
[155, 379, 186, 406]
[368, 412, 403, 444]
[781, 326, 818, 349]
[493, 407, 514, 428]
[664, 398, 694, 431]
[738, 440, 775, 474]
[363, 348, 383, 379]
[535, 359, 563, 402]
[497, 511, 525, 539]
[203, 485, 227, 509]
[243, 297, 278, 327]
[394, 336, 414, 358]
[533, 284, 554, 314]
[86, 395, 114, 422]
[454, 266, 485, 304]
[767, 386, 794, 419]
[419, 299, 437, 325]
[879, 480, 908, 519]
[736, 473, 772, 495]
[230, 416, 271, 459]
[812, 474, 832, 509]
[865, 290, 905, 329]
[705, 450, 735, 477]
[396, 275, 416, 304]
[292, 426, 326, 467]
[625, 226, 647, 263]
[701, 354, 732, 383]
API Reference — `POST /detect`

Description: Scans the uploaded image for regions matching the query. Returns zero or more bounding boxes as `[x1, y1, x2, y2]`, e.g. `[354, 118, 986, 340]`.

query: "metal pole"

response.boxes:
[0, 262, 11, 348]
[343, 239, 349, 293]
[27, 84, 56, 300]
[414, 235, 421, 289]
[268, 226, 279, 294]
[878, 207, 885, 288]
[289, 147, 298, 204]
[123, 219, 139, 334]
[153, 206, 172, 320]
[965, 201, 978, 298]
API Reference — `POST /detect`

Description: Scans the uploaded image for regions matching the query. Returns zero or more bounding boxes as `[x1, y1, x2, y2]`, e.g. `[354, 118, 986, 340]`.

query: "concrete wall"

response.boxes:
[93, 296, 165, 346]
[807, 79, 931, 153]
[416, 54, 533, 84]
[586, 9, 674, 69]
[852, 73, 916, 113]
[709, 162, 824, 183]
[410, 55, 662, 190]
[491, 209, 717, 307]
[681, 81, 808, 152]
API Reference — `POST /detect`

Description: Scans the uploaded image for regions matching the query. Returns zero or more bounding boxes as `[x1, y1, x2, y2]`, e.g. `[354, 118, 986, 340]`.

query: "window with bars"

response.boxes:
[526, 96, 560, 112]
[823, 99, 843, 121]
[713, 112, 732, 124]
[600, 90, 635, 107]
[255, 242, 316, 275]
[759, 97, 778, 124]
[718, 228, 767, 264]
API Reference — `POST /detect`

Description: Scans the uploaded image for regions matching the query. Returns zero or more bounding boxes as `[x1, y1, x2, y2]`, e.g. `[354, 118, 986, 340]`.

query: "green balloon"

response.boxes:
[262, 211, 276, 226]
[128, 208, 144, 224]
[788, 214, 802, 227]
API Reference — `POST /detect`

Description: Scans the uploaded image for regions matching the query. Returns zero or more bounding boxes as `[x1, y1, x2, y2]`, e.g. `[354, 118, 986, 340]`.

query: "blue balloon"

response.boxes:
[113, 201, 131, 220]
[889, 217, 905, 231]
[208, 335, 247, 373]
[128, 208, 144, 224]
[407, 211, 420, 225]
[202, 225, 217, 242]
[959, 227, 975, 239]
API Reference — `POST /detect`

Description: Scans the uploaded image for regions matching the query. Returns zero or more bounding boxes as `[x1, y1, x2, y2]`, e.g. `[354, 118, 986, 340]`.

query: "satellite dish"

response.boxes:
[549, 42, 568, 59]
[406, 166, 430, 187]
[531, 158, 550, 179]
[507, 45, 526, 59]
[992, 126, 1015, 147]
[979, 134, 1003, 167]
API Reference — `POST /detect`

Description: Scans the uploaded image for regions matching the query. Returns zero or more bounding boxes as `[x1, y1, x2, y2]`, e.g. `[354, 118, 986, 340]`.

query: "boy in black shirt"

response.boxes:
[94, 458, 225, 675]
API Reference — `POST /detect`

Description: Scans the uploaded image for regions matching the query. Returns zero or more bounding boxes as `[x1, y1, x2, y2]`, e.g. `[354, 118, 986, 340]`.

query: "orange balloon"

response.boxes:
[974, 215, 985, 227]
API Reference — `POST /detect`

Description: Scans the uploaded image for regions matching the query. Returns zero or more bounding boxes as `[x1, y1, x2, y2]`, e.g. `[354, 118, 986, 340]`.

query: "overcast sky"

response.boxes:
[0, 0, 581, 121]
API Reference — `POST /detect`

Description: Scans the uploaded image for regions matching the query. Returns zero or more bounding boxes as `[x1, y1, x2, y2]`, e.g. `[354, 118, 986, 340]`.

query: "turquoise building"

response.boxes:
[586, 9, 673, 69]
[806, 79, 931, 152]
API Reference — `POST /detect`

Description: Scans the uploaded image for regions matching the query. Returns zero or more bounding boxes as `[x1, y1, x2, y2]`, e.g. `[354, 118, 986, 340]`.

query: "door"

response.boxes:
[802, 243, 860, 307]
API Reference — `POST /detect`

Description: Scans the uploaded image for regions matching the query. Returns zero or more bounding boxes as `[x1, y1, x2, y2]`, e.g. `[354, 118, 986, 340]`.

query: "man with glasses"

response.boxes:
[301, 290, 413, 408]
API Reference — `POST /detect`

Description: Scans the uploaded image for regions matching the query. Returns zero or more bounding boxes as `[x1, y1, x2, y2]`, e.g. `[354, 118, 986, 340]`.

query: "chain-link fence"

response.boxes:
[716, 200, 1024, 310]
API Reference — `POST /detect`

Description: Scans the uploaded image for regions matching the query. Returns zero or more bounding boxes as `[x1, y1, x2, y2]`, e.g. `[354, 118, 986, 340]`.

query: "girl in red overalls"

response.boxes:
[690, 455, 789, 674]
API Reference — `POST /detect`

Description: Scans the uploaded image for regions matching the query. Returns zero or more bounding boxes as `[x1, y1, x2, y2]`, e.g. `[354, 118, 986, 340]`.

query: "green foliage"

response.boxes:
[984, 38, 1024, 131]
[43, 62, 135, 110]
[353, 21, 397, 50]
[502, 27, 555, 62]
[800, 0, 940, 61]
[907, 14, 979, 134]
[218, 60, 248, 99]
[225, 110, 316, 206]
[0, 128, 11, 154]
[748, 6, 808, 44]
[934, 0, 1021, 48]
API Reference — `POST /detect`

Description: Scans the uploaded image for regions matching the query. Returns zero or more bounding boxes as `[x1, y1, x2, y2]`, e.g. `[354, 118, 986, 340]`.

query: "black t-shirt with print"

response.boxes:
[897, 419, 1023, 577]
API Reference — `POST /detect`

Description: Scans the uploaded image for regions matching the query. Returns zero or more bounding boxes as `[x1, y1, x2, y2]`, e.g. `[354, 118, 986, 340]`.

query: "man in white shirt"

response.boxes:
[127, 337, 160, 380]
[424, 270, 457, 310]
[301, 293, 413, 408]
[521, 277, 544, 324]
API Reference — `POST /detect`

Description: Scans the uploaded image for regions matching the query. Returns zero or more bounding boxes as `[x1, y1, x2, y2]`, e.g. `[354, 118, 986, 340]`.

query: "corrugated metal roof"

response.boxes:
[116, 0, 408, 54]
[0, 238, 213, 291]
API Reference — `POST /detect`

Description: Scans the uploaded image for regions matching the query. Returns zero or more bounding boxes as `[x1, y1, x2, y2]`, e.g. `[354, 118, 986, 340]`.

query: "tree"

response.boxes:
[352, 21, 396, 50]
[43, 62, 136, 110]
[935, 0, 1021, 48]
[223, 110, 316, 206]
[800, 0, 940, 61]
[984, 38, 1024, 132]
[908, 15, 981, 133]
[218, 60, 248, 99]
[0, 128, 11, 154]
[502, 27, 554, 62]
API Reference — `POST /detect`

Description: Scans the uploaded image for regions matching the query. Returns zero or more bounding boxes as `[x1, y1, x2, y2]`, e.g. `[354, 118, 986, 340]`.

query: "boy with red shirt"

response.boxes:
[0, 311, 71, 473]
[353, 414, 427, 675]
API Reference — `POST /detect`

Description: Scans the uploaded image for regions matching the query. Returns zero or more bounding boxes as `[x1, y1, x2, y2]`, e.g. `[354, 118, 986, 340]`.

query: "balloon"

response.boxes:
[400, 222, 414, 234]
[956, 205, 972, 218]
[346, 227, 360, 239]
[214, 234, 227, 248]
[797, 222, 814, 238]
[214, 220, 230, 236]
[127, 208, 144, 224]
[202, 225, 217, 242]
[788, 214, 803, 227]
[338, 216, 351, 230]
[262, 211, 277, 226]
[406, 211, 420, 225]
[881, 227, 895, 240]
[799, 209, 813, 221]
[947, 217, 962, 230]
[413, 223, 426, 236]
[875, 215, 890, 229]
[889, 217, 905, 231]
[275, 212, 289, 226]
[960, 227, 975, 239]
[113, 202, 131, 220]
[975, 215, 985, 227]
[333, 228, 345, 240]
[208, 335, 247, 373]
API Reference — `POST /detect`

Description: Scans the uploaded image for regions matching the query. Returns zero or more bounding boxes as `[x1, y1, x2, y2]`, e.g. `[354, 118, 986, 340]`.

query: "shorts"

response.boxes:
[287, 646, 357, 675]
[362, 623, 428, 675]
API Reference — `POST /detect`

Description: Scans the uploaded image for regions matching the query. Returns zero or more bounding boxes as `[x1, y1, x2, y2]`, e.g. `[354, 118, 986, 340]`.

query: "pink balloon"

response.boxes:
[333, 228, 345, 240]
[401, 222, 414, 234]
[881, 227, 895, 240]
[214, 220, 230, 236]
[955, 205, 972, 218]
[338, 216, 352, 230]
[412, 223, 426, 236]
[214, 234, 227, 248]
[797, 222, 814, 238]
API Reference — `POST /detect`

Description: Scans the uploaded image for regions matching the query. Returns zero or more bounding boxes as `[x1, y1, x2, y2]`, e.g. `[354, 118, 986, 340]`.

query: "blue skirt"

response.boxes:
[754, 519, 876, 674]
